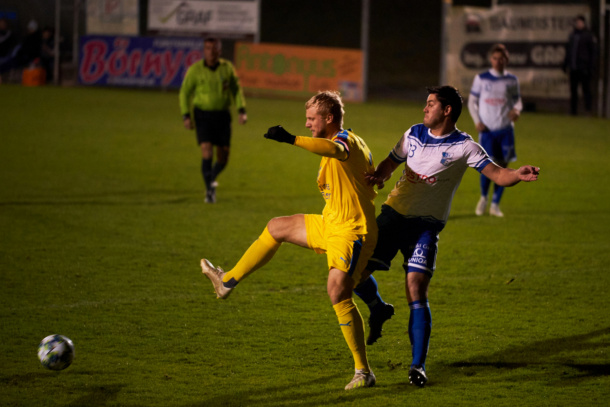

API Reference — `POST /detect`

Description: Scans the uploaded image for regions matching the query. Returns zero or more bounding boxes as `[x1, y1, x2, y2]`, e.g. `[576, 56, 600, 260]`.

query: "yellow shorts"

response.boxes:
[304, 214, 377, 287]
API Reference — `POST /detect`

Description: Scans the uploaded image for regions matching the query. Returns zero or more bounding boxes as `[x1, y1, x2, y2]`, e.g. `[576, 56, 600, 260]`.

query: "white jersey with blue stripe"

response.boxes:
[468, 69, 522, 131]
[385, 124, 492, 224]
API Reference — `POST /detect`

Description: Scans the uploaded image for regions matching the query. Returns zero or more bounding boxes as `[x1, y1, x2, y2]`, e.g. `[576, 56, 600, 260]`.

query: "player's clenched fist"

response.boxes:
[264, 125, 296, 144]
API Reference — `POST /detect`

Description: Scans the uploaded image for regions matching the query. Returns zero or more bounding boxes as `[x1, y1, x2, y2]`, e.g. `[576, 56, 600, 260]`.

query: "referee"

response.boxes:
[179, 37, 247, 203]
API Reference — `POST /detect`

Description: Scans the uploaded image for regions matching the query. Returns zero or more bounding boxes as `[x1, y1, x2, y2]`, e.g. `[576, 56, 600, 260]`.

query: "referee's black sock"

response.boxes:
[212, 161, 227, 182]
[201, 159, 213, 190]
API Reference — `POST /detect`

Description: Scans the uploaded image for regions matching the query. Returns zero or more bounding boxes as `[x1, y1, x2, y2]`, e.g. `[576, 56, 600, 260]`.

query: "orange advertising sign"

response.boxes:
[234, 42, 364, 102]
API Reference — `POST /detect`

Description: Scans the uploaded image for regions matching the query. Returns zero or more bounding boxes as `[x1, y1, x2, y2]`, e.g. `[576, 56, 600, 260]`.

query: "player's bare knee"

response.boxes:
[327, 269, 353, 304]
[406, 271, 430, 302]
[200, 143, 213, 159]
[266, 218, 282, 241]
[267, 216, 293, 242]
[267, 214, 307, 246]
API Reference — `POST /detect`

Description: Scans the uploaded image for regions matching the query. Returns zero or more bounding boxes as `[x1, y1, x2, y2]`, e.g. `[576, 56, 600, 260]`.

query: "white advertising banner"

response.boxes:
[147, 0, 259, 35]
[87, 0, 139, 35]
[446, 5, 590, 99]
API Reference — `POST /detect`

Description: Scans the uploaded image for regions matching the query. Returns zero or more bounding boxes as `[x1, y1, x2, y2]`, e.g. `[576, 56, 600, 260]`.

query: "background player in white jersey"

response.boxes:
[468, 43, 523, 217]
[353, 86, 539, 388]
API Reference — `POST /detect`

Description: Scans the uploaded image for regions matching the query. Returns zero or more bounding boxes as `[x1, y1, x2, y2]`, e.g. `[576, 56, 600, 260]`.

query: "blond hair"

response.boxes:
[305, 90, 344, 127]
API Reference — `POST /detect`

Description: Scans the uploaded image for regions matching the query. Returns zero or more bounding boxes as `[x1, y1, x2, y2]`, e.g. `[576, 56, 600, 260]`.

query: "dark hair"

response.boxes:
[426, 86, 463, 123]
[488, 43, 509, 60]
[204, 37, 221, 47]
[575, 15, 586, 23]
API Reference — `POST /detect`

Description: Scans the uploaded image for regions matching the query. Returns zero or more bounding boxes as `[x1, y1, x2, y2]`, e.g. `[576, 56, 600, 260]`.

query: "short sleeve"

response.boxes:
[388, 127, 413, 163]
[470, 74, 482, 97]
[465, 139, 492, 172]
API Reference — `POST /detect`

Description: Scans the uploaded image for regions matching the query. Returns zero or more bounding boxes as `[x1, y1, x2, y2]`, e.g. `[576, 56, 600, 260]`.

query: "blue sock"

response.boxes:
[492, 184, 505, 204]
[408, 310, 414, 345]
[480, 174, 491, 198]
[409, 300, 431, 369]
[354, 275, 385, 313]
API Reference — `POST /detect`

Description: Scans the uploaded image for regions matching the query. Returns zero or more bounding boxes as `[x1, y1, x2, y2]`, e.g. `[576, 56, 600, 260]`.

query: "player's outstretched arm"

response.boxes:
[264, 126, 348, 160]
[481, 163, 540, 186]
[365, 157, 400, 189]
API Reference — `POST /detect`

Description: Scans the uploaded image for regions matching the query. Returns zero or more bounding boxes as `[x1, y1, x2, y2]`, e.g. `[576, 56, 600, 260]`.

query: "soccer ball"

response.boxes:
[37, 334, 74, 371]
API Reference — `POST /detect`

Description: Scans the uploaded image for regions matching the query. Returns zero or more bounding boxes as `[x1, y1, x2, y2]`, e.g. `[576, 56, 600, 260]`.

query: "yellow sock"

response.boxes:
[333, 298, 369, 372]
[222, 226, 281, 284]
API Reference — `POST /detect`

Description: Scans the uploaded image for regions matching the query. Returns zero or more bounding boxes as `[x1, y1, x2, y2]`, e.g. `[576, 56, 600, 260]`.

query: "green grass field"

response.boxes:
[1, 84, 609, 406]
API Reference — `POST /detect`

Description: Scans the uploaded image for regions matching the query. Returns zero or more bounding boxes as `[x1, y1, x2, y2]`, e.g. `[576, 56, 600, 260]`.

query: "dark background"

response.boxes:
[0, 0, 601, 102]
[258, 0, 442, 100]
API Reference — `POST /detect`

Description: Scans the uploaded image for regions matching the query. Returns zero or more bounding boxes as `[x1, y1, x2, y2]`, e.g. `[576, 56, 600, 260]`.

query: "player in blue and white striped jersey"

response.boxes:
[468, 43, 523, 217]
[354, 86, 539, 388]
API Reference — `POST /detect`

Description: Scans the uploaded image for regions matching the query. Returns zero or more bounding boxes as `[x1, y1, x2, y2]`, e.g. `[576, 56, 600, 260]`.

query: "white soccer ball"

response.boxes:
[38, 334, 75, 371]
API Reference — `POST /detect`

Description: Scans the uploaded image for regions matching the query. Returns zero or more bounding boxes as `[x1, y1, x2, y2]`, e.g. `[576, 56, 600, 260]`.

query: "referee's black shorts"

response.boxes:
[193, 108, 232, 147]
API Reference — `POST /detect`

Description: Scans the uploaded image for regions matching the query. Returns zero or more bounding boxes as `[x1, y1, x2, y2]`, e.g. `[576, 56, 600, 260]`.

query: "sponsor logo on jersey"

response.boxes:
[319, 183, 331, 199]
[484, 97, 507, 106]
[441, 152, 453, 167]
[405, 168, 437, 185]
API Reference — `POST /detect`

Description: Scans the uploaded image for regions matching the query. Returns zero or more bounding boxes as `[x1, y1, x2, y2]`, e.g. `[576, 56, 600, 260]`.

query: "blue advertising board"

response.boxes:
[79, 35, 204, 88]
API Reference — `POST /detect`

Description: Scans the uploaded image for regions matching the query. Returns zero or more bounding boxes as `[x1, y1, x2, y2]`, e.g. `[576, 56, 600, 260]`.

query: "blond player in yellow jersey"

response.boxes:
[200, 90, 379, 390]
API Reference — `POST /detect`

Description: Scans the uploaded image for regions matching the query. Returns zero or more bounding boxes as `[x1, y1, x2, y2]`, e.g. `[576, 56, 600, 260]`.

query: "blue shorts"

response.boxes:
[367, 205, 444, 278]
[479, 126, 516, 164]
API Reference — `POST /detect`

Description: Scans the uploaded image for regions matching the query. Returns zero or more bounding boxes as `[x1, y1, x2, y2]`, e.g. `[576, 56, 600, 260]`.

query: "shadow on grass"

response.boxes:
[0, 371, 56, 385]
[448, 327, 610, 380]
[182, 372, 409, 407]
[0, 372, 124, 406]
[447, 213, 481, 221]
[0, 189, 200, 206]
[65, 384, 124, 407]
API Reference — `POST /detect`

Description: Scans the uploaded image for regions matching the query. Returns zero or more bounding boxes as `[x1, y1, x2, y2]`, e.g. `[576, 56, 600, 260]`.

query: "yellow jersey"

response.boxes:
[315, 129, 377, 235]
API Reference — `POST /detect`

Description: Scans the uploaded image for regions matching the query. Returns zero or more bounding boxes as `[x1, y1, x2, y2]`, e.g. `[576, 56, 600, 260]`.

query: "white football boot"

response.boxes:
[475, 196, 487, 216]
[489, 203, 504, 217]
[344, 369, 376, 390]
[200, 259, 232, 299]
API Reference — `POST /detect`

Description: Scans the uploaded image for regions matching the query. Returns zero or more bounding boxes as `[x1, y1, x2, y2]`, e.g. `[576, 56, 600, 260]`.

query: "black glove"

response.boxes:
[264, 125, 296, 144]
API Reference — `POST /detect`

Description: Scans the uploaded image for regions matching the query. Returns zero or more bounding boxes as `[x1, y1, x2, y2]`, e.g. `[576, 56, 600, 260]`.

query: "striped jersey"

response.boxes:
[317, 129, 377, 235]
[468, 69, 522, 131]
[385, 124, 491, 224]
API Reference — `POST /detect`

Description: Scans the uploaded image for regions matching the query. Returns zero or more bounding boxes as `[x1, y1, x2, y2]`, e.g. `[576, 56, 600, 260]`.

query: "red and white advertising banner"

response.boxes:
[445, 4, 590, 99]
[79, 35, 202, 88]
